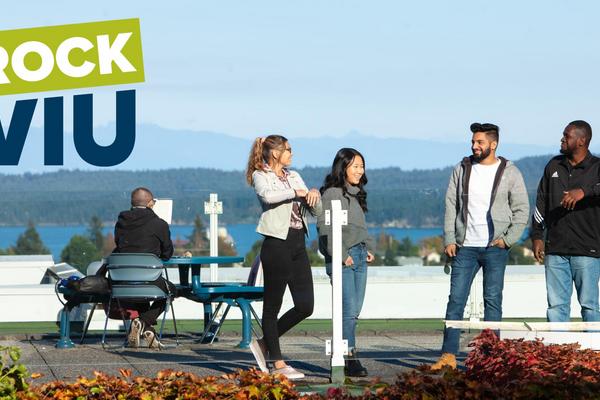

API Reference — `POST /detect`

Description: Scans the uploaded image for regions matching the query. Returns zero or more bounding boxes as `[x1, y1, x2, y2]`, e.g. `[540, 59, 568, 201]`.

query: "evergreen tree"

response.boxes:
[12, 221, 50, 255]
[61, 235, 101, 273]
[243, 239, 263, 267]
[101, 232, 116, 257]
[88, 215, 104, 251]
[185, 215, 210, 255]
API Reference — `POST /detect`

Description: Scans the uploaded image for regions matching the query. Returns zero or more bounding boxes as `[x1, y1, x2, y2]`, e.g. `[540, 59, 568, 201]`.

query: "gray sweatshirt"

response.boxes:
[444, 156, 529, 248]
[317, 185, 375, 262]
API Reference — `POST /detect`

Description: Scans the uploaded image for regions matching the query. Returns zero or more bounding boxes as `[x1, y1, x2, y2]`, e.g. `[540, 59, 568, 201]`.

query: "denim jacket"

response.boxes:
[252, 168, 322, 240]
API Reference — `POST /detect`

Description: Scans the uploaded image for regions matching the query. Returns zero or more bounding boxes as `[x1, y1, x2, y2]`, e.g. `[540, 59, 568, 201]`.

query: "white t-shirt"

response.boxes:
[463, 160, 500, 247]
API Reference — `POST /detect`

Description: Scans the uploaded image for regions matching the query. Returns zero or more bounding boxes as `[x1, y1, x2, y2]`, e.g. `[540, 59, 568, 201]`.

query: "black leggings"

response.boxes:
[260, 228, 314, 361]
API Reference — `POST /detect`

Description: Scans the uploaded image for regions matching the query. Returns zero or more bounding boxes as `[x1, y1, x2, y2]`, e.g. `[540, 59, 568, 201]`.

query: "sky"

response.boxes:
[1, 0, 600, 155]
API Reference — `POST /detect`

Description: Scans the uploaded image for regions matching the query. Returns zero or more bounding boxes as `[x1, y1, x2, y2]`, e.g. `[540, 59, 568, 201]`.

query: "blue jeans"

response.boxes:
[441, 246, 509, 355]
[545, 255, 600, 322]
[326, 243, 368, 350]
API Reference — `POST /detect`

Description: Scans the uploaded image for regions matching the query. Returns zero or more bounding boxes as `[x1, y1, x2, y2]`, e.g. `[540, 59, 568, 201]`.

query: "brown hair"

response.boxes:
[245, 134, 288, 185]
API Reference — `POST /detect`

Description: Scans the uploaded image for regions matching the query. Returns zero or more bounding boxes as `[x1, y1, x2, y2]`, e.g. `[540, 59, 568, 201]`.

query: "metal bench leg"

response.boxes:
[116, 299, 129, 348]
[236, 299, 252, 349]
[56, 306, 75, 349]
[101, 298, 112, 349]
[249, 303, 263, 329]
[158, 312, 166, 341]
[170, 298, 179, 345]
[199, 302, 224, 344]
[158, 298, 179, 346]
[80, 303, 97, 344]
[210, 305, 231, 344]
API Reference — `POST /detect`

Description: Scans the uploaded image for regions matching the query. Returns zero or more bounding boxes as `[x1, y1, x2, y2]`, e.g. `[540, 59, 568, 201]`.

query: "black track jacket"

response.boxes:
[531, 153, 600, 257]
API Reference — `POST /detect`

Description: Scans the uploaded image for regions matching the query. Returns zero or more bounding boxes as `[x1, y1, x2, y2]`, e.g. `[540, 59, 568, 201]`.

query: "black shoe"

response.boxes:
[345, 358, 368, 377]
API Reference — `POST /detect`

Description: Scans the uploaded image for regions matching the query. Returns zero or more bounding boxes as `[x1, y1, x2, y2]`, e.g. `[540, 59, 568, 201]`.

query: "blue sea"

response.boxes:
[0, 224, 442, 261]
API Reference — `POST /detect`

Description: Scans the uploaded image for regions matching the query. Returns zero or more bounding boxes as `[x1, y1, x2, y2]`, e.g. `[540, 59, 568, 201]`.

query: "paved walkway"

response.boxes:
[1, 331, 474, 385]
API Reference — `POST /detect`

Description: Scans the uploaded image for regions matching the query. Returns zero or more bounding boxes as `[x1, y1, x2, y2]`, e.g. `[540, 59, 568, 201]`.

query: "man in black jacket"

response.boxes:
[531, 120, 600, 322]
[114, 187, 174, 348]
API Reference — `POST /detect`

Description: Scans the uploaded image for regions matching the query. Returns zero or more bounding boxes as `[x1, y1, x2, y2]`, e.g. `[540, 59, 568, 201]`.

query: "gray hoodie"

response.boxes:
[444, 156, 529, 248]
[317, 185, 375, 262]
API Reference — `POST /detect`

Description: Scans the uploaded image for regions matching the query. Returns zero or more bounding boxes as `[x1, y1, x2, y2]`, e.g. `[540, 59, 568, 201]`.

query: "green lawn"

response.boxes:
[0, 318, 562, 336]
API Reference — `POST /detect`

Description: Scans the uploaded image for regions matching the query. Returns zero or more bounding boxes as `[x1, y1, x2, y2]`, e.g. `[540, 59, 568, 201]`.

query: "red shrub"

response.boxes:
[466, 329, 600, 387]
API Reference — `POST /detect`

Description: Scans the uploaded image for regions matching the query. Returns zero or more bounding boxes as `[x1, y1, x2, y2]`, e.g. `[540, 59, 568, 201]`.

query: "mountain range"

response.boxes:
[3, 123, 567, 173]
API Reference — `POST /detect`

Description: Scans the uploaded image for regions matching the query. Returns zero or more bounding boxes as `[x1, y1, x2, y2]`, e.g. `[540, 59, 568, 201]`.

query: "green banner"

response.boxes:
[0, 18, 144, 95]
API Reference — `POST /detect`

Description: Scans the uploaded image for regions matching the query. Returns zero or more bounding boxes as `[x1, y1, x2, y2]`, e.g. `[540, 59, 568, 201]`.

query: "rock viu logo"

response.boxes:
[0, 19, 144, 166]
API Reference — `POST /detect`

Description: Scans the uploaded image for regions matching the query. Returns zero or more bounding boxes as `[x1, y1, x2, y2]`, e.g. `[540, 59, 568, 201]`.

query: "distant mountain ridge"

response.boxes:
[3, 123, 567, 173]
[0, 154, 552, 226]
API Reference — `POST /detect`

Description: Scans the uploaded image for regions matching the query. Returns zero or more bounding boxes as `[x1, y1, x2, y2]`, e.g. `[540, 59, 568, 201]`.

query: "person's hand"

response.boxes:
[294, 189, 308, 198]
[344, 255, 354, 266]
[532, 239, 545, 264]
[445, 244, 457, 258]
[366, 252, 375, 263]
[305, 188, 320, 207]
[561, 189, 584, 210]
[491, 238, 506, 248]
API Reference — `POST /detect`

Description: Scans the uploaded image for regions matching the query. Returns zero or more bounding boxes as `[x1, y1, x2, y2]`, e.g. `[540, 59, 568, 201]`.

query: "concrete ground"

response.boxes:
[0, 330, 475, 386]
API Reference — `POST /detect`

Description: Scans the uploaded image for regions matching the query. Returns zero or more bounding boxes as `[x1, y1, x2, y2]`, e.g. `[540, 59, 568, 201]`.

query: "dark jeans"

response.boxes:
[110, 277, 175, 328]
[441, 246, 509, 355]
[260, 228, 314, 361]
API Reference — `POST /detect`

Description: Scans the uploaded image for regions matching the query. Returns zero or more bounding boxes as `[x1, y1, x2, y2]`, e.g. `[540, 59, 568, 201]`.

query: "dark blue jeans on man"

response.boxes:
[326, 243, 368, 351]
[441, 246, 509, 355]
[545, 255, 600, 322]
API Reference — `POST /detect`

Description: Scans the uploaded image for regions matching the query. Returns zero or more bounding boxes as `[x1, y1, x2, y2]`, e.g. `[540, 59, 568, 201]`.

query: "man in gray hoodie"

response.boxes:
[431, 123, 529, 370]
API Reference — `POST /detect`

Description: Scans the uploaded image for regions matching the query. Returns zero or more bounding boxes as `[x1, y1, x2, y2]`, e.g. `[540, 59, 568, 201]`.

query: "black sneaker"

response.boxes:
[345, 358, 368, 377]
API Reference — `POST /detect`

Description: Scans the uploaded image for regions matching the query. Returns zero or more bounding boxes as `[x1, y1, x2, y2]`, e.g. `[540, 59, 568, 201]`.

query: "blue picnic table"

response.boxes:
[56, 256, 263, 349]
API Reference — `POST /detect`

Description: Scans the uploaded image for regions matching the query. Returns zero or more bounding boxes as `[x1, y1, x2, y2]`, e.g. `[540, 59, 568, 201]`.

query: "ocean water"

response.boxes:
[0, 224, 442, 261]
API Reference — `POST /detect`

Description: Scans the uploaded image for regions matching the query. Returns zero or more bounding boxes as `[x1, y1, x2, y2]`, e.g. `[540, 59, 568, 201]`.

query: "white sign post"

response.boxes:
[204, 193, 222, 282]
[325, 200, 348, 383]
[467, 271, 483, 321]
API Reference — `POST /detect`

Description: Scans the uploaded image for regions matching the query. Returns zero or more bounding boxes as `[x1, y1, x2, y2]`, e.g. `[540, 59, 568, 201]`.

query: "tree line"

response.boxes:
[0, 154, 551, 227]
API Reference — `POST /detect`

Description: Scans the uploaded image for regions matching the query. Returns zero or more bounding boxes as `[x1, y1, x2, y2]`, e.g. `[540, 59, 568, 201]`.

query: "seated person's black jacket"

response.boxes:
[114, 207, 174, 260]
[69, 208, 176, 315]
[66, 208, 175, 312]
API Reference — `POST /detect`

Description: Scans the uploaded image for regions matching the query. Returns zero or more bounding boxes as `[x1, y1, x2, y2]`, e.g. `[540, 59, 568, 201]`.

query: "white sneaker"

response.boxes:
[249, 338, 268, 372]
[143, 328, 165, 350]
[128, 318, 143, 348]
[271, 366, 305, 380]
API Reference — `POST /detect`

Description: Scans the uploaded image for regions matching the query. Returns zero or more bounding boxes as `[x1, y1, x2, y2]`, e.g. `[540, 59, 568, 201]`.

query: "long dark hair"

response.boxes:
[320, 148, 368, 212]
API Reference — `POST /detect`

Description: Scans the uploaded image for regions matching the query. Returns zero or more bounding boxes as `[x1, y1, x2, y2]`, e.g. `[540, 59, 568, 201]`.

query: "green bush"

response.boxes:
[0, 346, 29, 400]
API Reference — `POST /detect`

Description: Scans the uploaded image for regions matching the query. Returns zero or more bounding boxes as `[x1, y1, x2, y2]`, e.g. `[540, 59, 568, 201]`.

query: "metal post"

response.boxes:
[204, 193, 222, 282]
[325, 200, 348, 383]
[56, 307, 75, 349]
[468, 271, 483, 321]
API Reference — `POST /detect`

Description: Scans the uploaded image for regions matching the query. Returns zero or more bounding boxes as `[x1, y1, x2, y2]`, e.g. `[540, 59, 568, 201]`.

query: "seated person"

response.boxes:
[112, 186, 175, 349]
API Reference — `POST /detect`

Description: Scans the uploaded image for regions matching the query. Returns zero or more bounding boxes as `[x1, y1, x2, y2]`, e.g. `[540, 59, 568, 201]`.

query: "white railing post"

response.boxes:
[325, 200, 348, 383]
[204, 193, 222, 282]
[467, 271, 483, 321]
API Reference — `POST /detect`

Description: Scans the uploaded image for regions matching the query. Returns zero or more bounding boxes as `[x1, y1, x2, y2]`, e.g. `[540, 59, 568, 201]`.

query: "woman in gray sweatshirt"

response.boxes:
[317, 148, 375, 377]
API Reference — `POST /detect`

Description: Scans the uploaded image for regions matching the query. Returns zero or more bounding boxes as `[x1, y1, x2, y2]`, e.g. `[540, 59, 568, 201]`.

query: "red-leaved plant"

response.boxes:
[466, 329, 600, 385]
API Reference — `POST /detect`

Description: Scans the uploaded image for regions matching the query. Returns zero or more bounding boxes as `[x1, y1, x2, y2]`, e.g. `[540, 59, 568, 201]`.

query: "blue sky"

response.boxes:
[1, 1, 599, 148]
